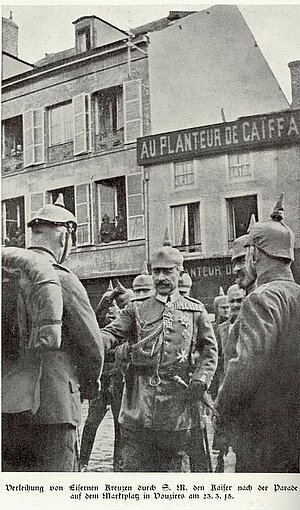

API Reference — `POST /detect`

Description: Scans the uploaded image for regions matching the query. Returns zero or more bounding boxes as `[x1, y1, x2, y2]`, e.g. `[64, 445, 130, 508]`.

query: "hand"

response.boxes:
[186, 380, 207, 405]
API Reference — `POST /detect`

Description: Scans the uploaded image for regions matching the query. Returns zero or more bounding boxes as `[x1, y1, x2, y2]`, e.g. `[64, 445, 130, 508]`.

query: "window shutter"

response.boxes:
[33, 109, 45, 164]
[23, 109, 45, 167]
[126, 173, 144, 240]
[73, 94, 90, 155]
[75, 183, 93, 246]
[123, 80, 142, 144]
[23, 110, 34, 167]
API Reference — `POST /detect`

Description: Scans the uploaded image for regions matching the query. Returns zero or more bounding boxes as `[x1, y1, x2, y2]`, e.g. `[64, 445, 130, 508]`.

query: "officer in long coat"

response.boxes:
[216, 195, 300, 472]
[2, 195, 103, 471]
[101, 237, 217, 472]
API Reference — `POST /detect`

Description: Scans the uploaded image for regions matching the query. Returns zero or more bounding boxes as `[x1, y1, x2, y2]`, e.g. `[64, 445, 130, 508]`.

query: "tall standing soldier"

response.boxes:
[2, 195, 104, 472]
[216, 195, 300, 472]
[101, 234, 217, 472]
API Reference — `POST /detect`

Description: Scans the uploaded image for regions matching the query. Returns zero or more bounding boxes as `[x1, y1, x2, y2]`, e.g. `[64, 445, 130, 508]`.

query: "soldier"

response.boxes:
[216, 194, 300, 472]
[2, 195, 104, 471]
[132, 262, 154, 298]
[209, 288, 229, 401]
[218, 284, 245, 378]
[178, 272, 193, 296]
[101, 235, 217, 472]
[232, 214, 257, 292]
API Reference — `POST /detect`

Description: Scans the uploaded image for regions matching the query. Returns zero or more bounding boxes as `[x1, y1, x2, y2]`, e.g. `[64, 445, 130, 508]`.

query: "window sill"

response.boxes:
[72, 238, 145, 253]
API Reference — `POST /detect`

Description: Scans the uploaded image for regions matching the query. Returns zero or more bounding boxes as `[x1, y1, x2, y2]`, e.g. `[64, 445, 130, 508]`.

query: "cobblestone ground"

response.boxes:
[80, 403, 218, 473]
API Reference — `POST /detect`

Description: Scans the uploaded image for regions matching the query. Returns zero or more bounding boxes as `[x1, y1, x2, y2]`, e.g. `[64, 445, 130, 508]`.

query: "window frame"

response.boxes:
[227, 152, 253, 181]
[48, 102, 73, 147]
[171, 201, 201, 253]
[173, 160, 195, 188]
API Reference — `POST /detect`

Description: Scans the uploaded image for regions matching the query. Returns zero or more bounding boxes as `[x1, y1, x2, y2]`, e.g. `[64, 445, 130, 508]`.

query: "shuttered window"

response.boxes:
[75, 183, 93, 246]
[23, 109, 45, 167]
[126, 173, 144, 240]
[73, 94, 91, 155]
[123, 80, 142, 144]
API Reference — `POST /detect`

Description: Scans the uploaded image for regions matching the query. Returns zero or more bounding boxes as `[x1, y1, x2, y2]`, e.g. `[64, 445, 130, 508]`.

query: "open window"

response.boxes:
[2, 196, 25, 247]
[226, 194, 258, 248]
[94, 86, 124, 150]
[171, 202, 201, 253]
[96, 173, 144, 244]
[2, 115, 23, 173]
[48, 184, 93, 246]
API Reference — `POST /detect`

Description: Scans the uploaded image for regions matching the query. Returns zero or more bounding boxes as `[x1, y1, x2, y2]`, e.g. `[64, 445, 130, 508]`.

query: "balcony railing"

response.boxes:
[2, 153, 23, 174]
[174, 243, 202, 253]
[95, 128, 124, 152]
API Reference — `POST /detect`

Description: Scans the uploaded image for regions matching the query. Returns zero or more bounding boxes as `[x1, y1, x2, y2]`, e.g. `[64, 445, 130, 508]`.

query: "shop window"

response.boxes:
[174, 161, 194, 187]
[226, 195, 258, 248]
[97, 173, 144, 244]
[49, 102, 73, 146]
[171, 202, 201, 253]
[2, 196, 25, 247]
[228, 153, 252, 180]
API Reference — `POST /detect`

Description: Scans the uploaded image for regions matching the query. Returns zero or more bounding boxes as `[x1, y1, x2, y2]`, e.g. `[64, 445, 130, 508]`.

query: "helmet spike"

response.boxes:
[163, 227, 172, 247]
[247, 214, 257, 233]
[270, 193, 284, 222]
[219, 286, 225, 296]
[141, 261, 149, 275]
[107, 279, 114, 292]
[54, 193, 65, 208]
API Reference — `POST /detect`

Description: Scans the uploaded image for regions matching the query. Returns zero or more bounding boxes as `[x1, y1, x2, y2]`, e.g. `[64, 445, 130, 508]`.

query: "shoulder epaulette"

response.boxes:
[252, 282, 273, 296]
[175, 296, 205, 311]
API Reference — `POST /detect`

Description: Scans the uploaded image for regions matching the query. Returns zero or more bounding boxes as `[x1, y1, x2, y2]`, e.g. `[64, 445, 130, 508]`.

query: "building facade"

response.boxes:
[2, 7, 299, 308]
[137, 108, 300, 310]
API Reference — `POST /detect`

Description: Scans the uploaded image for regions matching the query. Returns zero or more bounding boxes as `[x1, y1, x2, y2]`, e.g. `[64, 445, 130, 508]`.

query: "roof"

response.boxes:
[35, 47, 76, 67]
[2, 50, 34, 68]
[34, 10, 194, 67]
[132, 11, 195, 36]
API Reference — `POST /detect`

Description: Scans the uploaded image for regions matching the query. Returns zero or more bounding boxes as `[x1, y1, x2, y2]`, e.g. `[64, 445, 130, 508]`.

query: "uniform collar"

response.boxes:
[155, 289, 181, 304]
[257, 265, 294, 286]
[27, 246, 57, 264]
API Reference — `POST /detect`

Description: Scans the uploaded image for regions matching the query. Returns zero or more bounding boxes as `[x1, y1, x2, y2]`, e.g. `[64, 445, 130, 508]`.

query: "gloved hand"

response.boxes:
[185, 380, 207, 405]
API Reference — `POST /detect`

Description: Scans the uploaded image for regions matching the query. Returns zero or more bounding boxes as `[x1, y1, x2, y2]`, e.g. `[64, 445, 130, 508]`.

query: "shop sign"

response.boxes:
[137, 109, 300, 165]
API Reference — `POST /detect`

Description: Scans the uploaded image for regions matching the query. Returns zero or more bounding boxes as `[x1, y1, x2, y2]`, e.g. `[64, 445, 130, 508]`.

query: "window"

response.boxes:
[228, 153, 252, 180]
[48, 184, 93, 246]
[171, 202, 201, 253]
[2, 196, 25, 247]
[97, 177, 127, 244]
[174, 161, 194, 187]
[226, 195, 258, 248]
[49, 103, 73, 146]
[94, 87, 124, 149]
[96, 173, 144, 244]
[2, 116, 23, 158]
[77, 27, 91, 53]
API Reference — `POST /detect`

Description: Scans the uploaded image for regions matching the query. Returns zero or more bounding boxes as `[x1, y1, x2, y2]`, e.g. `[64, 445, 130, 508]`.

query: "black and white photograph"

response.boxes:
[1, 1, 300, 508]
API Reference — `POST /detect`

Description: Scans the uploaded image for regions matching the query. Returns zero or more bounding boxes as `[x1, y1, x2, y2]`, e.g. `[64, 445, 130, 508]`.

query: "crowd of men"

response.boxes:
[1, 193, 300, 473]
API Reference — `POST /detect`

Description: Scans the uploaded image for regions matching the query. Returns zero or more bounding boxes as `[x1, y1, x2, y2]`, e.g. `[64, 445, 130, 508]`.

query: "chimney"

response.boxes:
[2, 12, 19, 57]
[288, 60, 300, 109]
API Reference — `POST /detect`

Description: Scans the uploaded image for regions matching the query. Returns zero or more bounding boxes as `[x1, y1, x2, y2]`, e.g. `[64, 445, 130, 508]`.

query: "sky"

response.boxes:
[2, 2, 300, 102]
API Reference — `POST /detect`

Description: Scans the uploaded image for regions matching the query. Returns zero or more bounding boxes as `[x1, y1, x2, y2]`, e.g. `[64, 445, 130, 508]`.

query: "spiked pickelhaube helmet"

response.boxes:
[244, 194, 295, 261]
[27, 194, 77, 244]
[151, 228, 184, 270]
[132, 262, 154, 291]
[213, 287, 229, 315]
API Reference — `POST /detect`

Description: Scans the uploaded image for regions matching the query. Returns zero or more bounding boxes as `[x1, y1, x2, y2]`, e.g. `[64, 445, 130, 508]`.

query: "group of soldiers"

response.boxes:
[1, 193, 300, 473]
